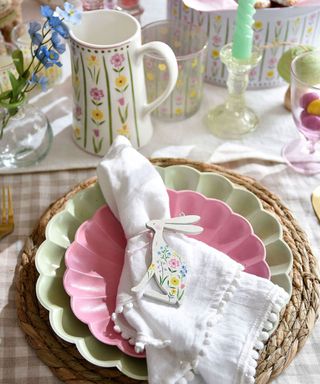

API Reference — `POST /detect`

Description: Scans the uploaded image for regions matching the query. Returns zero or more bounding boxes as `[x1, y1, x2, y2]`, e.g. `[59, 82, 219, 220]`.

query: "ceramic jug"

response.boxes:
[69, 10, 178, 155]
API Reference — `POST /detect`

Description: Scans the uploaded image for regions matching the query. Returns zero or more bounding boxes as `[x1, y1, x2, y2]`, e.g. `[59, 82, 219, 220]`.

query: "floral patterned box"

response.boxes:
[167, 0, 320, 88]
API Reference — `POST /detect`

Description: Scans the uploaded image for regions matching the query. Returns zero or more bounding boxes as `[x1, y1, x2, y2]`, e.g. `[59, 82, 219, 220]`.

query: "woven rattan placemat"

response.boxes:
[15, 160, 320, 384]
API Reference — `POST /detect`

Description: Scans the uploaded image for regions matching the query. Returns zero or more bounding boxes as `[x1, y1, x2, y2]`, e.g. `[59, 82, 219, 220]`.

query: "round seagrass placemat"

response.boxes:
[15, 159, 320, 384]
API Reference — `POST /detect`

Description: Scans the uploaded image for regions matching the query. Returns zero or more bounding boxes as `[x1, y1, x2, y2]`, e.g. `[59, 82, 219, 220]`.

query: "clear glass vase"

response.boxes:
[0, 103, 52, 168]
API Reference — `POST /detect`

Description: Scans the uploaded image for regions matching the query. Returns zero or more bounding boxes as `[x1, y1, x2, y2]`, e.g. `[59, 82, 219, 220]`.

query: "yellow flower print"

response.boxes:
[253, 21, 263, 31]
[91, 109, 104, 122]
[158, 63, 167, 71]
[73, 126, 81, 140]
[267, 70, 274, 79]
[173, 8, 178, 16]
[117, 123, 130, 137]
[307, 26, 313, 34]
[73, 74, 80, 87]
[214, 15, 222, 23]
[183, 4, 189, 12]
[170, 288, 177, 296]
[146, 72, 154, 81]
[174, 40, 182, 48]
[149, 263, 156, 271]
[176, 79, 184, 89]
[87, 55, 99, 66]
[189, 89, 197, 99]
[212, 49, 220, 59]
[170, 276, 180, 286]
[191, 59, 198, 68]
[115, 75, 128, 88]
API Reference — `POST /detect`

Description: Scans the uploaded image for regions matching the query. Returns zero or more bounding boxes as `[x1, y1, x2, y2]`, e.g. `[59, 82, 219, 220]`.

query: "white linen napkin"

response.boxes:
[97, 136, 289, 384]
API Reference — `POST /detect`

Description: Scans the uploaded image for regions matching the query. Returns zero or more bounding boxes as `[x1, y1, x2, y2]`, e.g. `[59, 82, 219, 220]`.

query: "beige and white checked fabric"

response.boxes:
[0, 163, 320, 384]
[0, 1, 320, 383]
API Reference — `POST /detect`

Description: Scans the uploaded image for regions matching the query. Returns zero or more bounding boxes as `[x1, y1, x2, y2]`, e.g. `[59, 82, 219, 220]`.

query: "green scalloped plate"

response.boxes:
[35, 165, 293, 380]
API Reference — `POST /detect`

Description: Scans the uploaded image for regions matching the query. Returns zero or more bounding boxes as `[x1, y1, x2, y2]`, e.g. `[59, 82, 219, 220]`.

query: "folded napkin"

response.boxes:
[97, 136, 288, 384]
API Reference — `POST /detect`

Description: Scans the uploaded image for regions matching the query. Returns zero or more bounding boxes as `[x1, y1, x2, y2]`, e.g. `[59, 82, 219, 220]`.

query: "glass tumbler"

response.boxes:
[142, 20, 208, 121]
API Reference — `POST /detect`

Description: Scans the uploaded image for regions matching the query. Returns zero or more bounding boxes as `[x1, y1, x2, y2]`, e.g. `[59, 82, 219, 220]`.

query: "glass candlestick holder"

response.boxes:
[206, 43, 262, 139]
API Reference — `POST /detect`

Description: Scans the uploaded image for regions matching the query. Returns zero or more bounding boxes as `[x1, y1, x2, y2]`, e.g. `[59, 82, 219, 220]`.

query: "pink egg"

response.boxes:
[301, 112, 320, 131]
[300, 92, 320, 109]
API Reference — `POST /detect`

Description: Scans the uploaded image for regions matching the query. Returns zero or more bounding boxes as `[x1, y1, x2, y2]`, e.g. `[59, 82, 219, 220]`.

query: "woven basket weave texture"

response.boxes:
[15, 160, 320, 384]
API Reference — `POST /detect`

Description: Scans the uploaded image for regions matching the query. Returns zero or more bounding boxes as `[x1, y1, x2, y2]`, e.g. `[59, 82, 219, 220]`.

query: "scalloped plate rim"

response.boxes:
[63, 187, 270, 357]
[35, 165, 293, 379]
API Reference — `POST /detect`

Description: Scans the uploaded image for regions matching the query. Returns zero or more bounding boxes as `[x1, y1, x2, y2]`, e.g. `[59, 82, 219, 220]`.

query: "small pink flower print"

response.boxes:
[93, 129, 100, 137]
[212, 35, 222, 46]
[254, 33, 260, 41]
[169, 258, 180, 269]
[176, 95, 183, 105]
[310, 14, 316, 21]
[276, 21, 282, 27]
[180, 283, 185, 289]
[190, 77, 198, 85]
[118, 97, 125, 106]
[160, 107, 168, 114]
[75, 105, 82, 119]
[90, 87, 104, 101]
[268, 57, 277, 68]
[145, 60, 154, 70]
[163, 72, 169, 81]
[249, 68, 257, 80]
[111, 53, 125, 68]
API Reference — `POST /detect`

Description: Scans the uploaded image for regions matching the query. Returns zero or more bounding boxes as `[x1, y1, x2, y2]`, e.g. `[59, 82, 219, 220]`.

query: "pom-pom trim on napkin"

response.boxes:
[112, 300, 172, 353]
[175, 267, 243, 384]
[241, 287, 289, 384]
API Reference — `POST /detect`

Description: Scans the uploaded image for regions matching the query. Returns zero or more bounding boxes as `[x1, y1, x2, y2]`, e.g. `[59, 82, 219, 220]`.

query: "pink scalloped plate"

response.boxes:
[64, 189, 269, 358]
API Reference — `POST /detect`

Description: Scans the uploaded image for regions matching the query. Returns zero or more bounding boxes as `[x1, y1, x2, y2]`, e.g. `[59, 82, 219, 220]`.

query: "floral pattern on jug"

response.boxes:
[69, 10, 178, 155]
[70, 42, 139, 155]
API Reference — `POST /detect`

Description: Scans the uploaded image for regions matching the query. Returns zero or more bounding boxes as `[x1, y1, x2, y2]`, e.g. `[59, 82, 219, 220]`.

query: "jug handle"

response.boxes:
[136, 42, 178, 117]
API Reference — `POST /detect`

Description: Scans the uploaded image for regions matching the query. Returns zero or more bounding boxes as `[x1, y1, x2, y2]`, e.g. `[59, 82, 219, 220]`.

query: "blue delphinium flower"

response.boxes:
[30, 73, 48, 92]
[57, 2, 81, 25]
[40, 5, 54, 18]
[36, 46, 62, 68]
[36, 46, 50, 67]
[51, 31, 66, 54]
[28, 21, 42, 46]
[50, 18, 69, 38]
[41, 4, 69, 38]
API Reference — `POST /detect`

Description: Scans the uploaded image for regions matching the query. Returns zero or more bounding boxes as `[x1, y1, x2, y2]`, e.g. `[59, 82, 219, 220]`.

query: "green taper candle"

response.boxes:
[232, 0, 257, 60]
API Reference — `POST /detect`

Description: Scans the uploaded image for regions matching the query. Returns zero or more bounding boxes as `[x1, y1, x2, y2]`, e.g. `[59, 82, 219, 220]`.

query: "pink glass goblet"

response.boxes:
[282, 50, 320, 174]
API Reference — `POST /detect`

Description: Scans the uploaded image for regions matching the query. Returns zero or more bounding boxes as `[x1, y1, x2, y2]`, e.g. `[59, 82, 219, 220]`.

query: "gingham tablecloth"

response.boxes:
[1, 0, 320, 383]
[1, 163, 320, 384]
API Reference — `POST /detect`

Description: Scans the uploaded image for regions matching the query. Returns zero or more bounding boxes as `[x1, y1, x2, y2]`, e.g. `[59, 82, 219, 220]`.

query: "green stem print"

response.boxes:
[80, 52, 88, 148]
[110, 53, 130, 139]
[103, 56, 113, 145]
[72, 57, 81, 102]
[127, 51, 140, 146]
[86, 54, 105, 154]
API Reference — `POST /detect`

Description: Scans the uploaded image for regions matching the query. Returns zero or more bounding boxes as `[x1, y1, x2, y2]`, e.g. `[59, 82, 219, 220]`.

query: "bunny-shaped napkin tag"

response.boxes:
[97, 136, 289, 384]
[132, 216, 203, 305]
